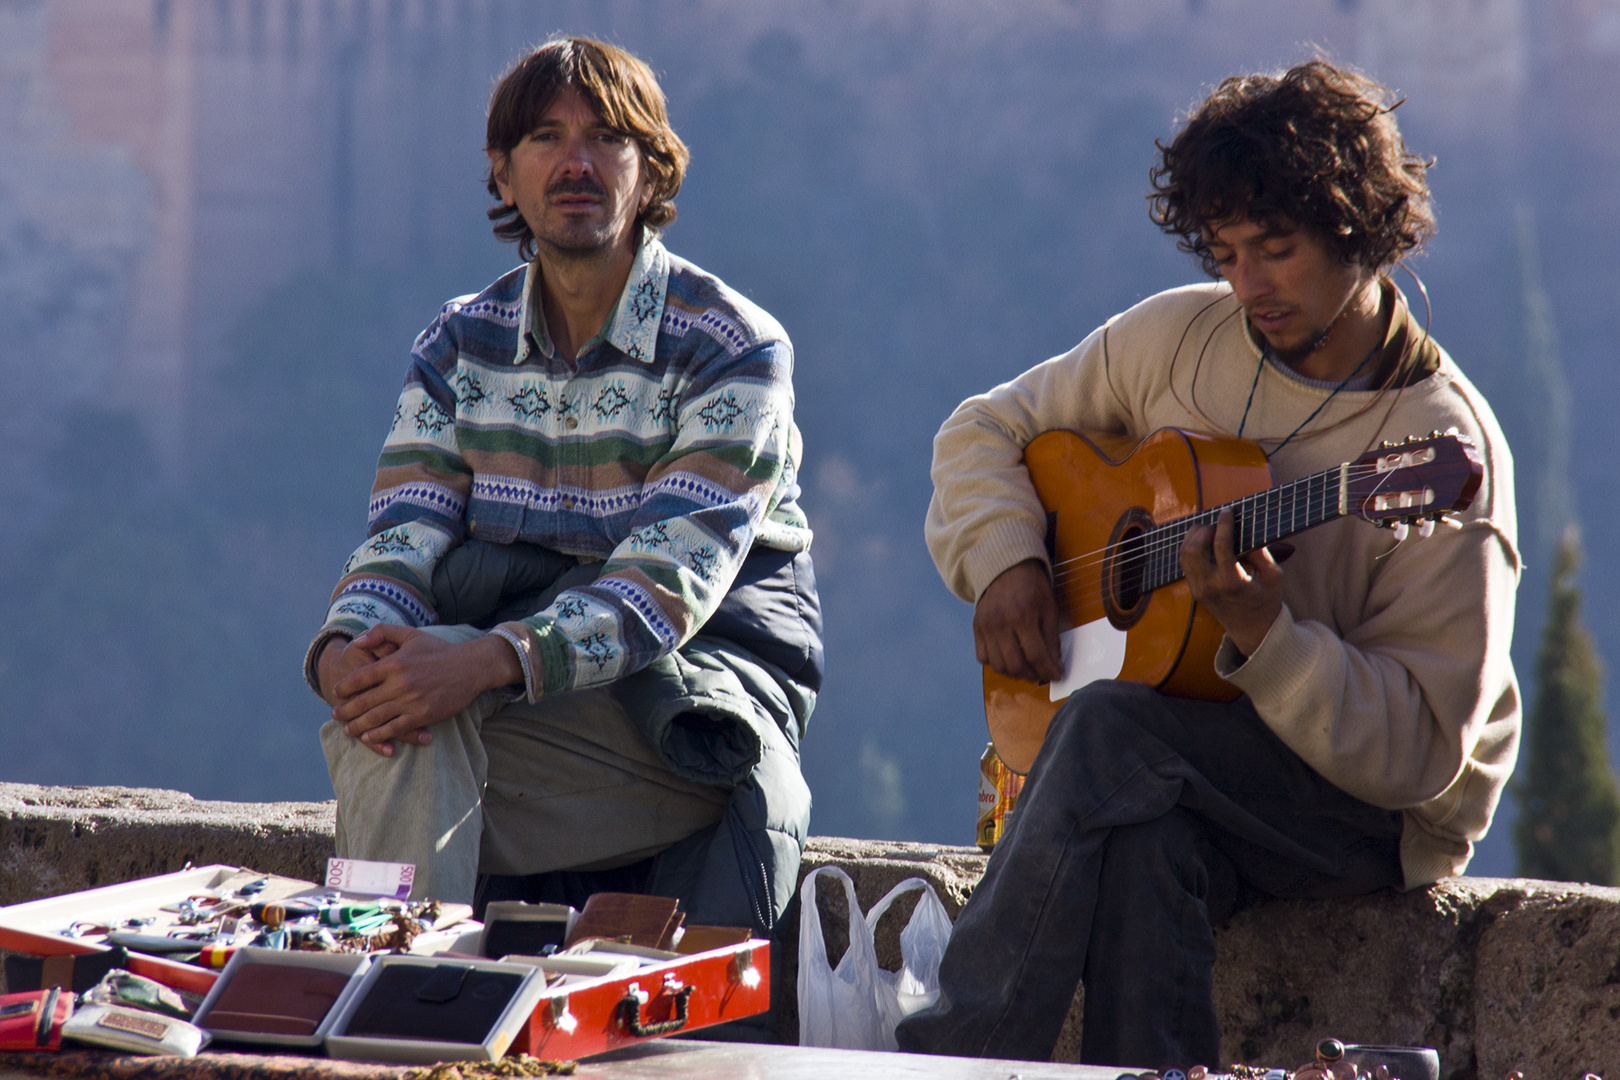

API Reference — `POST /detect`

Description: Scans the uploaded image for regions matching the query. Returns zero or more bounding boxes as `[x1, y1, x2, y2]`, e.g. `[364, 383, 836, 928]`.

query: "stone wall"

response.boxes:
[4, 784, 1619, 1078]
[0, 784, 334, 905]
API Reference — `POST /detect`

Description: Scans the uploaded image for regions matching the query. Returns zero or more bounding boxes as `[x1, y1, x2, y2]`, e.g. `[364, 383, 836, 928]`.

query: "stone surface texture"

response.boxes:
[5, 784, 1620, 1076]
[0, 783, 334, 906]
[1470, 879, 1620, 1080]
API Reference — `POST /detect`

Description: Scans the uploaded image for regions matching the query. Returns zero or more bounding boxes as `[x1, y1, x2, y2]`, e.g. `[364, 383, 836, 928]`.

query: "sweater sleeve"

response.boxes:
[493, 340, 797, 700]
[925, 324, 1134, 602]
[302, 304, 473, 693]
[1215, 516, 1520, 813]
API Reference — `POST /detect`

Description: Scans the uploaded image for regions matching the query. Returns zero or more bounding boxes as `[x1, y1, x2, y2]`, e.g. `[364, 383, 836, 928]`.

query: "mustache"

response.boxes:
[547, 177, 607, 199]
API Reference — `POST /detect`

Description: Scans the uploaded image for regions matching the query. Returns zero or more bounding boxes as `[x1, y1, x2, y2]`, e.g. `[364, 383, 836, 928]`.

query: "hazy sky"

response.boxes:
[3, 0, 1617, 878]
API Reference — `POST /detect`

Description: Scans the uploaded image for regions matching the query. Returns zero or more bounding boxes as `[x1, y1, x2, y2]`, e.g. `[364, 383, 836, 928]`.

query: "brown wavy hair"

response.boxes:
[1148, 60, 1434, 275]
[485, 38, 690, 259]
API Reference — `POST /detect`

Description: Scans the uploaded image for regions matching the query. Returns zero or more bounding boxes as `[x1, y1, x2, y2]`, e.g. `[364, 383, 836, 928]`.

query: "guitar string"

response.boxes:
[1049, 475, 1393, 591]
[1040, 459, 1409, 586]
[1048, 479, 1416, 596]
[1048, 481, 1430, 594]
[1047, 470, 1362, 582]
[1046, 447, 1451, 612]
[1040, 454, 1404, 569]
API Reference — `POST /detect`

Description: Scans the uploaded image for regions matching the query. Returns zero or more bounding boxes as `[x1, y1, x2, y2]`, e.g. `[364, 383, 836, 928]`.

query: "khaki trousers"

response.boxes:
[321, 625, 730, 904]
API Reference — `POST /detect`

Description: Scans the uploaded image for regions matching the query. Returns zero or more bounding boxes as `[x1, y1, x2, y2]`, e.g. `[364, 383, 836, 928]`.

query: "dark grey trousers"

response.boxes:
[894, 680, 1404, 1069]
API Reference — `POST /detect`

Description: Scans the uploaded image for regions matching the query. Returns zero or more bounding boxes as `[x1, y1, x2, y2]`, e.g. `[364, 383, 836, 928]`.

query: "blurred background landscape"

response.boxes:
[2, 0, 1617, 876]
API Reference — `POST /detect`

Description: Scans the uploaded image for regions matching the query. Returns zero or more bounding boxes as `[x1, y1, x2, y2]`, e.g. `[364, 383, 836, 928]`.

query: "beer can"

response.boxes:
[976, 742, 1026, 852]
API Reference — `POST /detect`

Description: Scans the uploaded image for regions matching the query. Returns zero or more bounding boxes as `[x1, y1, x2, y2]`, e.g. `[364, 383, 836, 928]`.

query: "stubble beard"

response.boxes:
[530, 177, 630, 263]
[1260, 290, 1357, 368]
[533, 215, 624, 262]
[1266, 322, 1336, 368]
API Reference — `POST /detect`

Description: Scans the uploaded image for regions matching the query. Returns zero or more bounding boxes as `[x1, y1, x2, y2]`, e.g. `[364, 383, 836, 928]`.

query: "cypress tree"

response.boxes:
[1514, 529, 1620, 884]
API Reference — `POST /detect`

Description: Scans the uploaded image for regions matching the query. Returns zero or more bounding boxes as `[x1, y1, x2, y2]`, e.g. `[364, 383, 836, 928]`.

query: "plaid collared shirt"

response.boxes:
[305, 234, 811, 700]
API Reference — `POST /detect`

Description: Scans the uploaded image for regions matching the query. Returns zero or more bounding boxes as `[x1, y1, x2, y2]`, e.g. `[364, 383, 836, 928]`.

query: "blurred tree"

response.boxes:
[1515, 528, 1620, 884]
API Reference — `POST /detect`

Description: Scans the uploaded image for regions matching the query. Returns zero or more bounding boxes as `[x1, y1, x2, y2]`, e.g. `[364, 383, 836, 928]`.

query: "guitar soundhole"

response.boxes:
[1103, 508, 1155, 630]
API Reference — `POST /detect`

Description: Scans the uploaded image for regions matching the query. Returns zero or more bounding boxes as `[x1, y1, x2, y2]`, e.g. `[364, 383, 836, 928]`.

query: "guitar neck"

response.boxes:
[1141, 462, 1349, 593]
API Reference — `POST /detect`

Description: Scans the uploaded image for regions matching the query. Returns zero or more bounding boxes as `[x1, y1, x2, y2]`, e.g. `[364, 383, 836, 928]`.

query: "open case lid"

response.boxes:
[0, 866, 479, 998]
[0, 866, 317, 996]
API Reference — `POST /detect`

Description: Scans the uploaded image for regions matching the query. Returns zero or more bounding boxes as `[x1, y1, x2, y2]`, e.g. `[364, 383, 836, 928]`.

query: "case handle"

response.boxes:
[617, 984, 694, 1037]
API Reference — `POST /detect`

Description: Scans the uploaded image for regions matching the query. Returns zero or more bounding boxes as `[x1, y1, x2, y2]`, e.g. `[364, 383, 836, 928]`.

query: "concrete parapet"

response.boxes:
[4, 784, 1619, 1076]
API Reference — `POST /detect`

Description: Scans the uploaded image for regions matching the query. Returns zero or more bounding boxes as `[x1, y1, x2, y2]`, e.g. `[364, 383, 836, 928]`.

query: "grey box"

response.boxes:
[324, 955, 544, 1065]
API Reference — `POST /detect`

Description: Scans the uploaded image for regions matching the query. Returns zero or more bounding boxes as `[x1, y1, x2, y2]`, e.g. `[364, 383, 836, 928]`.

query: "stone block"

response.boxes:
[0, 783, 334, 907]
[1212, 878, 1500, 1077]
[1471, 879, 1620, 1078]
[9, 784, 1620, 1076]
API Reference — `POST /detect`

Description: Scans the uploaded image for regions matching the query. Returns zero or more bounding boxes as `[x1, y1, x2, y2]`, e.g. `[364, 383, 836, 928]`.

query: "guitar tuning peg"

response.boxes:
[1379, 440, 1394, 449]
[1445, 425, 1460, 436]
[1429, 429, 1442, 439]
[1419, 518, 1436, 538]
[1403, 434, 1416, 443]
[1392, 521, 1410, 542]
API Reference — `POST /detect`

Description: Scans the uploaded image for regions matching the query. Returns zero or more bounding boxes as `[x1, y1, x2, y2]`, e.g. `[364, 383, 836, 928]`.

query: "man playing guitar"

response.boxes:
[898, 61, 1520, 1068]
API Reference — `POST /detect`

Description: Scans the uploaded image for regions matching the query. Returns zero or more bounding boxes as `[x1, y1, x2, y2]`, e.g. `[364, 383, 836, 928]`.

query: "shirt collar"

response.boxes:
[514, 232, 670, 365]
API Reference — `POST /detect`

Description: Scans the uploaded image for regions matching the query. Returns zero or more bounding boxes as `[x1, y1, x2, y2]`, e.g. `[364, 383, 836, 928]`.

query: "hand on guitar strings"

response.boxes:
[1180, 509, 1286, 659]
[974, 558, 1065, 684]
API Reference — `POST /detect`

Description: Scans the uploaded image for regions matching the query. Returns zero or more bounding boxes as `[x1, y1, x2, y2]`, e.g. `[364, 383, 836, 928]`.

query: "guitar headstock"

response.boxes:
[1346, 430, 1483, 539]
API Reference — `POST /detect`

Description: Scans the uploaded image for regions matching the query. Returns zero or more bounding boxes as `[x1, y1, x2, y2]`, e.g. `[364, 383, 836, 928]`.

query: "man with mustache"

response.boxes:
[306, 38, 820, 939]
[900, 61, 1518, 1067]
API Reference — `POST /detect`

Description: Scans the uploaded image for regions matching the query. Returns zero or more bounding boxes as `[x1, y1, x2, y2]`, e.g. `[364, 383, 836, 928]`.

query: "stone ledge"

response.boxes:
[0, 784, 334, 906]
[5, 784, 1619, 1077]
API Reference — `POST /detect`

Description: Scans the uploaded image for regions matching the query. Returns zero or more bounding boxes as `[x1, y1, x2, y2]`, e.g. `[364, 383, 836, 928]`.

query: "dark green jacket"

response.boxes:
[432, 540, 821, 935]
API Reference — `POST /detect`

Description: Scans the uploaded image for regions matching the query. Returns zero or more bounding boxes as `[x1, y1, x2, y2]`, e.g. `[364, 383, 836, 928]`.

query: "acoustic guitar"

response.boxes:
[983, 427, 1483, 774]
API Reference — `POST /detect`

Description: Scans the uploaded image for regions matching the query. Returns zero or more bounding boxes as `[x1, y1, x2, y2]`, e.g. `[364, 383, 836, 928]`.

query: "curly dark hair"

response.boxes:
[1148, 60, 1434, 276]
[485, 37, 690, 259]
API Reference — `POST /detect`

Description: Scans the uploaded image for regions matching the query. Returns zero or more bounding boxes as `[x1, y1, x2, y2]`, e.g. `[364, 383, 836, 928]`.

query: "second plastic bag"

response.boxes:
[796, 865, 953, 1051]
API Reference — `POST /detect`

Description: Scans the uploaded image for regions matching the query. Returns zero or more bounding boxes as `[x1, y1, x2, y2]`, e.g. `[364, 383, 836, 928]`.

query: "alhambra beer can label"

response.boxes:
[977, 742, 1025, 852]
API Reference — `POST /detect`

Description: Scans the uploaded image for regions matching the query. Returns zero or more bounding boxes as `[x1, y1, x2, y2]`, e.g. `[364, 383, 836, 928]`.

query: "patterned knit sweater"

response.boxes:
[304, 235, 812, 701]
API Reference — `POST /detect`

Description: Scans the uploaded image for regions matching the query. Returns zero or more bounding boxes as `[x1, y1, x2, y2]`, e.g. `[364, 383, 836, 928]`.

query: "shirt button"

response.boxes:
[565, 416, 579, 430]
[562, 497, 575, 510]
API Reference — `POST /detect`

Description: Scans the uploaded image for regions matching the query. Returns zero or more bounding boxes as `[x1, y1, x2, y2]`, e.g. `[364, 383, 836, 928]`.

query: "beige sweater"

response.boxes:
[926, 283, 1521, 888]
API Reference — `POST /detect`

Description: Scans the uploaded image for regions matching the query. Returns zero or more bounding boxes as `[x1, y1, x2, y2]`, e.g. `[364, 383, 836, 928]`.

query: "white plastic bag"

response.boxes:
[796, 866, 953, 1050]
[866, 876, 954, 1039]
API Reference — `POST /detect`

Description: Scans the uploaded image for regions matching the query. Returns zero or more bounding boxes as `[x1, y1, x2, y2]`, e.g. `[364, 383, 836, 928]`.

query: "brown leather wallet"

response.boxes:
[203, 964, 353, 1036]
[565, 892, 683, 950]
[674, 925, 752, 955]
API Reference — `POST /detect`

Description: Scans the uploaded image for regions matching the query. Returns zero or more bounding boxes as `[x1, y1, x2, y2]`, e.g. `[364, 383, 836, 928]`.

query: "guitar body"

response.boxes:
[984, 428, 1275, 774]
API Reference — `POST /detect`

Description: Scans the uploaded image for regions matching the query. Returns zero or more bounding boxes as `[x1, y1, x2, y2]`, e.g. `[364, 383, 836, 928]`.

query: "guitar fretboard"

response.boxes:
[1139, 464, 1347, 593]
